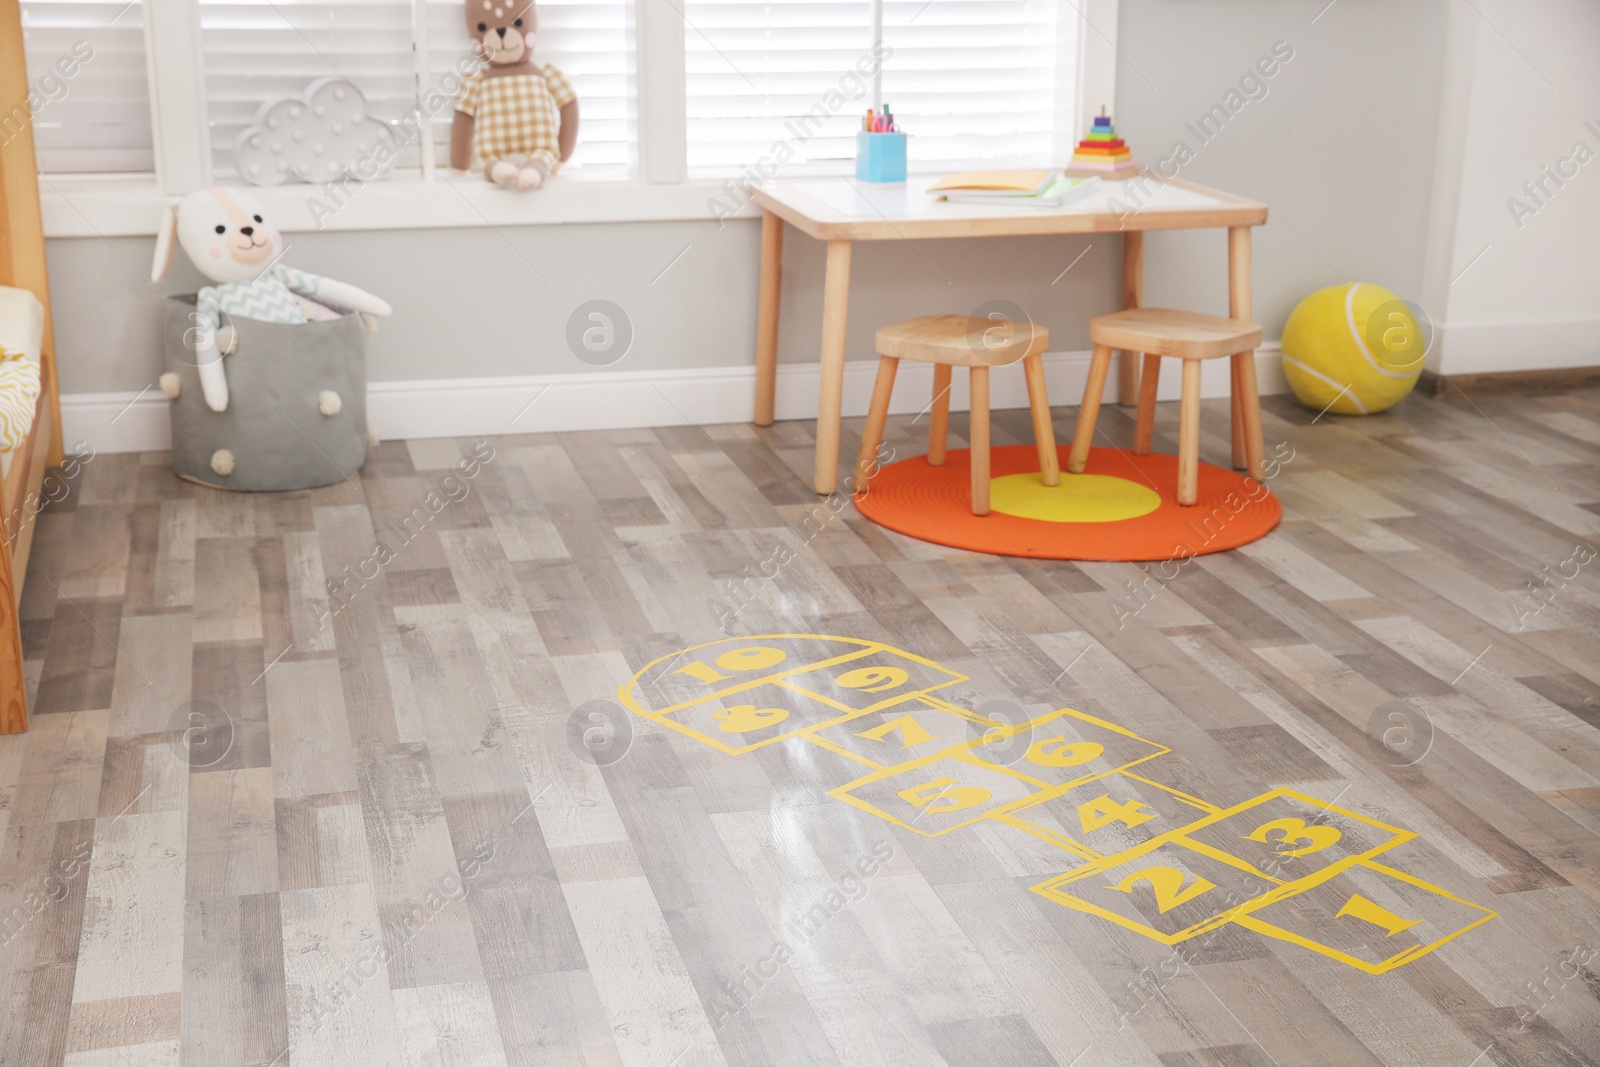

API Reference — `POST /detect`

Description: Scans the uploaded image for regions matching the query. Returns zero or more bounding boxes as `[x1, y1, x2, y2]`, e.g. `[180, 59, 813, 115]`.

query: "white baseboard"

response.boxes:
[62, 347, 1287, 455]
[1436, 317, 1600, 377]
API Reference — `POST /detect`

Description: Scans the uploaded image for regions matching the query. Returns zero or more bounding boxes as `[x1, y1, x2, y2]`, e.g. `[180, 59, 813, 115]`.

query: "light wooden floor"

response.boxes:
[2, 386, 1599, 1067]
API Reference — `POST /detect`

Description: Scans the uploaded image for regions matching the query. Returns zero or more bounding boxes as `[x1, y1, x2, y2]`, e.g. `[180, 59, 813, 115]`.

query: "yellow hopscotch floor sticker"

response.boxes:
[619, 634, 1495, 974]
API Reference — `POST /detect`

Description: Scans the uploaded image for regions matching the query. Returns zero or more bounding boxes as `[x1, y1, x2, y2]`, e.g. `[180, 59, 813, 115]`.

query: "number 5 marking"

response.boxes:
[1108, 866, 1216, 914]
[1246, 817, 1342, 857]
[897, 776, 991, 814]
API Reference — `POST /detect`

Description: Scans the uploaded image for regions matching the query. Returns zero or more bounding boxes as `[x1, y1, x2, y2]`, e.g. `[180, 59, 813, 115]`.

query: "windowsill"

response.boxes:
[39, 170, 767, 239]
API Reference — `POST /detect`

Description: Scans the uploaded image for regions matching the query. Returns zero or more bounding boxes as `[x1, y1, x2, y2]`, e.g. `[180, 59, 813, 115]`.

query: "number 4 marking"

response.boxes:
[1077, 794, 1158, 833]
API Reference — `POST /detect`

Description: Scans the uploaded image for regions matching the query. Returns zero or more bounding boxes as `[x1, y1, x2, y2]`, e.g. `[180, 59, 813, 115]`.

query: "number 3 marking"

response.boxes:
[1246, 817, 1342, 857]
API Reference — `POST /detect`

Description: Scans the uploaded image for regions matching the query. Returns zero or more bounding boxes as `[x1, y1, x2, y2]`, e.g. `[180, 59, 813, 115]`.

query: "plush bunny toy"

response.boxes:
[150, 187, 392, 412]
[449, 0, 579, 189]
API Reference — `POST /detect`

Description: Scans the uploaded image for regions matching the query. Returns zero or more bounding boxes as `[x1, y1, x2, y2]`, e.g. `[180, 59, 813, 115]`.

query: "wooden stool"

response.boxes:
[1068, 308, 1264, 506]
[855, 315, 1059, 515]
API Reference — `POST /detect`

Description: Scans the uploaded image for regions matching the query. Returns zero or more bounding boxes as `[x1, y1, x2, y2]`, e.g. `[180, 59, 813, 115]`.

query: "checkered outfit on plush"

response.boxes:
[455, 66, 574, 170]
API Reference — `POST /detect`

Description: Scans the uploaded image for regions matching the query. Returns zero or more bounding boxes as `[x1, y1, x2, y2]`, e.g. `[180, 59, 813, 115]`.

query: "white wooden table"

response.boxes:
[750, 174, 1270, 494]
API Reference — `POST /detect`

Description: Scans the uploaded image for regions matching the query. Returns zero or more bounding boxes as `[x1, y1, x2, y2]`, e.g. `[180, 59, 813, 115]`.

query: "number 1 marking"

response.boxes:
[1335, 893, 1420, 938]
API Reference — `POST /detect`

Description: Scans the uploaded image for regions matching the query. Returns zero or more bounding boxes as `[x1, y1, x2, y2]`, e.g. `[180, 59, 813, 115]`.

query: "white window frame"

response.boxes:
[38, 0, 1118, 236]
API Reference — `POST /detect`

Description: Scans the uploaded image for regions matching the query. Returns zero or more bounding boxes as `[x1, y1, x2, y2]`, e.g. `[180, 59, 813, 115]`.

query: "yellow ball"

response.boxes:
[1281, 283, 1424, 415]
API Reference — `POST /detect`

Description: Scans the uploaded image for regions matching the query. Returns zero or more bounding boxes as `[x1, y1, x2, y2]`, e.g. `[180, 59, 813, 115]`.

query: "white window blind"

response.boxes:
[882, 0, 1074, 167]
[684, 0, 1075, 176]
[423, 0, 630, 172]
[19, 0, 155, 173]
[198, 0, 420, 178]
[684, 0, 874, 174]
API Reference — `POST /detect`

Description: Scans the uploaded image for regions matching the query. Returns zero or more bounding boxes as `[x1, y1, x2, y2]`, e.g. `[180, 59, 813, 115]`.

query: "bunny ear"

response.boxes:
[150, 198, 181, 282]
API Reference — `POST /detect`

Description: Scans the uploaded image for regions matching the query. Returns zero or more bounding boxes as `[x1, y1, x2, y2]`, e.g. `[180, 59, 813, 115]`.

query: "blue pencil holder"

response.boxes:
[856, 131, 907, 183]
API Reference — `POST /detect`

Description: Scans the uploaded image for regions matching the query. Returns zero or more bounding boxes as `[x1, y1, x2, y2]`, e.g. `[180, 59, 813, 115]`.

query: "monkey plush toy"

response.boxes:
[450, 0, 579, 189]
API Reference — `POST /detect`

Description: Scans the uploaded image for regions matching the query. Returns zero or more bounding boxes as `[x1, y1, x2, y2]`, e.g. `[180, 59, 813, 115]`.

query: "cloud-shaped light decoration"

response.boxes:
[233, 78, 399, 186]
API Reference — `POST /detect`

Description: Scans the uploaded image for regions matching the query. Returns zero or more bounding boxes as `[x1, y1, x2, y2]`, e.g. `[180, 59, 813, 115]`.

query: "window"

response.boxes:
[425, 0, 631, 172]
[685, 0, 1078, 176]
[19, 0, 155, 173]
[199, 0, 419, 178]
[22, 0, 1106, 212]
[684, 0, 875, 174]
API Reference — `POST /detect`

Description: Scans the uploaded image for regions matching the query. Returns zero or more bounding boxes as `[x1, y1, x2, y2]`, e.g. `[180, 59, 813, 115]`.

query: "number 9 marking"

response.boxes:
[835, 666, 910, 693]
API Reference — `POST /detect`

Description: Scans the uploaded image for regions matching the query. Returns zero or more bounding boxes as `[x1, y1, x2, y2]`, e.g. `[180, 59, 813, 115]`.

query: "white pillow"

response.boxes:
[0, 286, 44, 364]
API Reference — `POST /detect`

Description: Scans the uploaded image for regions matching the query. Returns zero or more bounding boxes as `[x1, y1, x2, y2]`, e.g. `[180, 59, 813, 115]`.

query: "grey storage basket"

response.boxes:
[164, 296, 368, 491]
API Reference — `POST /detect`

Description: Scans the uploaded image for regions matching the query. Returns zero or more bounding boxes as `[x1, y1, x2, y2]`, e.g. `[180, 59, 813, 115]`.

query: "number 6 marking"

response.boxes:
[1025, 735, 1104, 768]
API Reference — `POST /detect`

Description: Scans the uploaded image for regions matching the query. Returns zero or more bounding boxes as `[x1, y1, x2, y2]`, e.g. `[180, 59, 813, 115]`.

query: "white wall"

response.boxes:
[1424, 0, 1600, 377]
[45, 0, 1461, 448]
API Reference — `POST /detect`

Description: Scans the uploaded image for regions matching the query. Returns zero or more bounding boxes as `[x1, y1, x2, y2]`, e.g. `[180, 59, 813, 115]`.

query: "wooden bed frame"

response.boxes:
[0, 0, 68, 733]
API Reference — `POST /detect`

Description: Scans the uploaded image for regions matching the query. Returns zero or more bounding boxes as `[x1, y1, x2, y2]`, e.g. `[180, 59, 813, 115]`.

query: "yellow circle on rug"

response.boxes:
[990, 472, 1161, 523]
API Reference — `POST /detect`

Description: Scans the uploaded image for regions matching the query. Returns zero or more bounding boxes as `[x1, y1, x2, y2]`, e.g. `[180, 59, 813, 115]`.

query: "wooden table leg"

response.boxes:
[1117, 230, 1144, 406]
[1228, 225, 1265, 480]
[754, 210, 784, 426]
[814, 239, 853, 495]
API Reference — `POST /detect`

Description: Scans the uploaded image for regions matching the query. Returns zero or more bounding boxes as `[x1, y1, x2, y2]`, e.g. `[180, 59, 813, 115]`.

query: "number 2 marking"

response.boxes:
[1108, 866, 1216, 914]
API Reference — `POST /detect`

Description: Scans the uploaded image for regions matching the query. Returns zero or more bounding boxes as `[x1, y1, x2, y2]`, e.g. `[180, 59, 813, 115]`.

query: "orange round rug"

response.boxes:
[854, 445, 1281, 560]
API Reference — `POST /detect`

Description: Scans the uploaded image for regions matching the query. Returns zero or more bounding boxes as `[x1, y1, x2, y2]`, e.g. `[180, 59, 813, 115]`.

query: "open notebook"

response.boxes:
[928, 169, 1101, 209]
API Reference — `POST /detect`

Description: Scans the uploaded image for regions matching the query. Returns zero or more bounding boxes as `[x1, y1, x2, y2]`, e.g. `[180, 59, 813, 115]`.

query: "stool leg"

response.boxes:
[1068, 343, 1114, 474]
[1022, 352, 1059, 486]
[928, 363, 952, 466]
[855, 355, 899, 493]
[969, 366, 990, 515]
[1235, 349, 1266, 480]
[1230, 357, 1245, 469]
[1178, 358, 1202, 506]
[1133, 352, 1161, 455]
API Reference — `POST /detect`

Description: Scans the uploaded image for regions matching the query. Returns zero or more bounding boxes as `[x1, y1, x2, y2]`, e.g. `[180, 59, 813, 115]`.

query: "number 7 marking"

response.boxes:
[855, 715, 937, 750]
